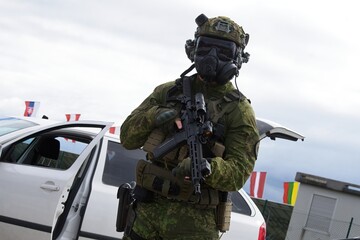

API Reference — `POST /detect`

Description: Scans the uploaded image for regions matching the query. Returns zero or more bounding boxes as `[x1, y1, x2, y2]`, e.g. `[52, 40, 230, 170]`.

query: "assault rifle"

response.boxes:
[153, 76, 212, 195]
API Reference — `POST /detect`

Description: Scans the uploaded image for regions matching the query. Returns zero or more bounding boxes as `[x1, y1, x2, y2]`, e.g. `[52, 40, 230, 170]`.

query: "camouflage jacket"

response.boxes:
[120, 75, 259, 192]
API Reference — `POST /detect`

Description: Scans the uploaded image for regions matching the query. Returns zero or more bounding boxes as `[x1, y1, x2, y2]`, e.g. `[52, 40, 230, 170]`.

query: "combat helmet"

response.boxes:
[185, 14, 249, 63]
[195, 14, 249, 48]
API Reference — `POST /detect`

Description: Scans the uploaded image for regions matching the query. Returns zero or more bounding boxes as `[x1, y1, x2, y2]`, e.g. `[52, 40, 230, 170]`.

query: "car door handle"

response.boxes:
[40, 182, 60, 191]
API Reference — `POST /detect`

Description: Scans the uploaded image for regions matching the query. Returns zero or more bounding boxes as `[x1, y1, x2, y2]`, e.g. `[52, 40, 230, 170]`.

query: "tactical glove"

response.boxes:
[172, 157, 191, 177]
[154, 108, 177, 127]
[173, 157, 212, 179]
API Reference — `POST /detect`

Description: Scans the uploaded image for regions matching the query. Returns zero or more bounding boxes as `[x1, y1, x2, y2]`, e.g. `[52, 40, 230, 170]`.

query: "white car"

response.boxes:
[0, 116, 303, 240]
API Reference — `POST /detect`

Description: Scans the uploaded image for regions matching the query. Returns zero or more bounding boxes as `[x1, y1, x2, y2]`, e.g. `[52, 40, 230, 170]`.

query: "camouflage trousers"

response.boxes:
[123, 195, 219, 240]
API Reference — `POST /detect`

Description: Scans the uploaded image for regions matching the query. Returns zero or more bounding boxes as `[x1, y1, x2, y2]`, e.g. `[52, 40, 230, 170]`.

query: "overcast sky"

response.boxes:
[1, 0, 359, 203]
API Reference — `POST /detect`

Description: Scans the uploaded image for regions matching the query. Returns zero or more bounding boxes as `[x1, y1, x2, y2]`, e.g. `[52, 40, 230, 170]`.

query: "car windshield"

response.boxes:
[0, 117, 38, 136]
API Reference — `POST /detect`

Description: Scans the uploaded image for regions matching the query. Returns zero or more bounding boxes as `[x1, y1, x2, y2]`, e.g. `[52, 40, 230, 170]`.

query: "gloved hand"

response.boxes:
[172, 157, 191, 177]
[154, 108, 177, 127]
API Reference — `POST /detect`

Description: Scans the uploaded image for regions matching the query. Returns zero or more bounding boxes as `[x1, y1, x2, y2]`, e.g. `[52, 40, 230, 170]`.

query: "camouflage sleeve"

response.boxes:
[120, 81, 175, 150]
[204, 99, 259, 192]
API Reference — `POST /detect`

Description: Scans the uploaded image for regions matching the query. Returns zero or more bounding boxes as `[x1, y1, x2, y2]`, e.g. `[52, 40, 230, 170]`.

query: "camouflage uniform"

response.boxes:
[120, 14, 259, 240]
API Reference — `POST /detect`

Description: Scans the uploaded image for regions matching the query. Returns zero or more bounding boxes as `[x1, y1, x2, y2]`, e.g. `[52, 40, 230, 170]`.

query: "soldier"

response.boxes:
[120, 14, 259, 240]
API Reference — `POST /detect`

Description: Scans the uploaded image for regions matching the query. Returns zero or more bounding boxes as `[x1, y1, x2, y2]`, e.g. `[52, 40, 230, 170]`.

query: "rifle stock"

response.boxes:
[152, 131, 186, 159]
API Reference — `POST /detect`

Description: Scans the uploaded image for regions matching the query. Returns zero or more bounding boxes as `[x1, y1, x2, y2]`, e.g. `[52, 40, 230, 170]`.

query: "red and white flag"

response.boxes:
[65, 114, 81, 121]
[109, 126, 120, 135]
[24, 101, 40, 117]
[249, 171, 267, 198]
[64, 114, 80, 143]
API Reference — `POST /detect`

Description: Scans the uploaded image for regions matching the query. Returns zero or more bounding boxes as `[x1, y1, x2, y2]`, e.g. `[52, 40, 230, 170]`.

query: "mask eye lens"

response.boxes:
[196, 47, 211, 56]
[195, 37, 237, 60]
[218, 48, 235, 60]
[196, 39, 212, 56]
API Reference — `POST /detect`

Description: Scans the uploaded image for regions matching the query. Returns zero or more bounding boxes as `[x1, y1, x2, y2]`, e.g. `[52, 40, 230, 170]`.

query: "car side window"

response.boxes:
[102, 141, 146, 186]
[35, 137, 87, 169]
[1, 135, 88, 170]
[231, 191, 252, 215]
[9, 138, 34, 162]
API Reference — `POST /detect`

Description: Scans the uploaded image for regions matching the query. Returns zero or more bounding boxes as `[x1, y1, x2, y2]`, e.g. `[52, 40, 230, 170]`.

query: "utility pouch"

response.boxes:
[143, 128, 166, 160]
[189, 187, 219, 209]
[211, 142, 225, 158]
[116, 182, 135, 232]
[136, 159, 181, 197]
[136, 159, 194, 201]
[216, 192, 232, 232]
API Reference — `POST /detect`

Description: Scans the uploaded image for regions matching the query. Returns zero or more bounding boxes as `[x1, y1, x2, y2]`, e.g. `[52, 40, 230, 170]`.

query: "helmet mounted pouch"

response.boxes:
[195, 14, 208, 27]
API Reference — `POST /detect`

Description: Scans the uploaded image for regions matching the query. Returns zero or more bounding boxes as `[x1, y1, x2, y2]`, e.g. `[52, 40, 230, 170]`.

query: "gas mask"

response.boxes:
[194, 36, 239, 85]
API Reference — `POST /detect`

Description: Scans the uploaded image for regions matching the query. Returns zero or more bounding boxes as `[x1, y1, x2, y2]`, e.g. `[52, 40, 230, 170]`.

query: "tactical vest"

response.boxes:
[137, 76, 246, 207]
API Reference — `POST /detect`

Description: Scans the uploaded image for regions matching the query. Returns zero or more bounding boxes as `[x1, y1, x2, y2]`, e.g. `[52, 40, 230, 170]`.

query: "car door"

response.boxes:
[0, 120, 112, 240]
[256, 118, 304, 142]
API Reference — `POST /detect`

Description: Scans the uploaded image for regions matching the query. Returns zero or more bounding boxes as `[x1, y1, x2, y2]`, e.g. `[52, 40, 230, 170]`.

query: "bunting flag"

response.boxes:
[24, 101, 40, 117]
[65, 114, 81, 121]
[65, 114, 80, 142]
[64, 137, 76, 143]
[109, 126, 121, 135]
[283, 181, 300, 206]
[249, 171, 267, 198]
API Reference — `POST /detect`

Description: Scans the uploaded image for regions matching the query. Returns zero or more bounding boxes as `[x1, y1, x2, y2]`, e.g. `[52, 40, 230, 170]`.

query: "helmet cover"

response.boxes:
[195, 16, 247, 48]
